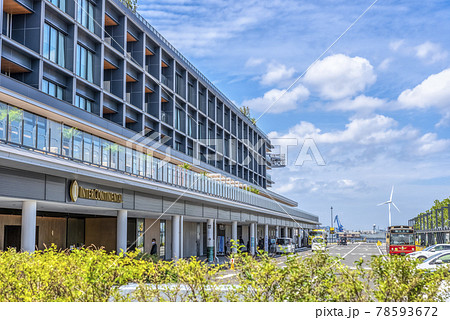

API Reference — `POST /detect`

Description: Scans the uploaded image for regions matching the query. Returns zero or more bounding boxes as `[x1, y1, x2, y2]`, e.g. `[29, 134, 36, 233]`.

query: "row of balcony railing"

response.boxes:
[0, 101, 318, 223]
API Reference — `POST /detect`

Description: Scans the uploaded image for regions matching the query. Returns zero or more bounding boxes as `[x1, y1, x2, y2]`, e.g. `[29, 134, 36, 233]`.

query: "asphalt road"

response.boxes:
[327, 242, 384, 268]
[272, 242, 384, 269]
[216, 243, 385, 282]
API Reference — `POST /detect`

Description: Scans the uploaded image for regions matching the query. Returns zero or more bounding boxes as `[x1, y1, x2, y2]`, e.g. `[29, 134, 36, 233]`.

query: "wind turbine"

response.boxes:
[377, 186, 400, 227]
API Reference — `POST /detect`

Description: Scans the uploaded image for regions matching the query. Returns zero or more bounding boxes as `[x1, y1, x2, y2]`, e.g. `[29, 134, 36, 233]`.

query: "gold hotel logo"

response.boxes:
[70, 180, 123, 203]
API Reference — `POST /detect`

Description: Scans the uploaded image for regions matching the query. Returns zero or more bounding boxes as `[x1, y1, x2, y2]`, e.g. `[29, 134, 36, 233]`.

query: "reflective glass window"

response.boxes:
[73, 129, 83, 160]
[49, 120, 61, 154]
[37, 117, 48, 151]
[110, 144, 118, 169]
[23, 111, 37, 148]
[101, 140, 110, 167]
[7, 106, 23, 144]
[62, 126, 75, 157]
[83, 133, 92, 162]
[0, 103, 8, 141]
[125, 148, 132, 173]
[118, 145, 126, 171]
[92, 136, 100, 165]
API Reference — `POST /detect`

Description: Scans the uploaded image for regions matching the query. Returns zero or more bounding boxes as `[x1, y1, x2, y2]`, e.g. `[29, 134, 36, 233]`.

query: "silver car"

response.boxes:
[417, 251, 450, 271]
[407, 244, 450, 260]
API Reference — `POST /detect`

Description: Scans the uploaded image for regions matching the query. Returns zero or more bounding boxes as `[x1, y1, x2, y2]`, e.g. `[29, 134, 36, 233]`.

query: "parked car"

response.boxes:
[276, 238, 295, 254]
[417, 251, 450, 271]
[407, 244, 450, 260]
[312, 237, 326, 251]
[338, 237, 347, 245]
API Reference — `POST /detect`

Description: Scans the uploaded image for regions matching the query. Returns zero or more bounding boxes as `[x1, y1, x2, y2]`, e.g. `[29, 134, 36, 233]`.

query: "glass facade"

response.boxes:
[159, 220, 166, 259]
[43, 23, 66, 68]
[76, 45, 94, 83]
[175, 108, 182, 131]
[49, 0, 66, 12]
[77, 0, 95, 33]
[74, 95, 93, 112]
[42, 79, 64, 100]
[1, 0, 270, 189]
[136, 219, 144, 251]
[0, 101, 315, 218]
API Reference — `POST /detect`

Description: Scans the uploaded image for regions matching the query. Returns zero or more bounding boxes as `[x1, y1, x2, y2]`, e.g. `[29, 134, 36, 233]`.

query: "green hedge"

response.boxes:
[0, 246, 449, 302]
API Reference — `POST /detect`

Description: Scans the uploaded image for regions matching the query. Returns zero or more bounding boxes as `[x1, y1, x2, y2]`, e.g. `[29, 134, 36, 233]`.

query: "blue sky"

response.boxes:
[138, 0, 450, 230]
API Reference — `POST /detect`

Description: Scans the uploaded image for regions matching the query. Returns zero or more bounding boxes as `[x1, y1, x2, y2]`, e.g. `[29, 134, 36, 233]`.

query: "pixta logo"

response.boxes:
[270, 138, 326, 167]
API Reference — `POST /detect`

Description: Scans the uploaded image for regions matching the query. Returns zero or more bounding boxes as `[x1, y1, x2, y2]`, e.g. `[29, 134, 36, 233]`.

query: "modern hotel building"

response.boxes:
[0, 0, 319, 260]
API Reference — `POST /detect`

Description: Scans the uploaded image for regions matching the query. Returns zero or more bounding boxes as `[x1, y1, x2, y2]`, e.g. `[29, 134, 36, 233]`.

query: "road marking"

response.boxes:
[342, 243, 362, 259]
[377, 244, 387, 260]
[216, 274, 236, 280]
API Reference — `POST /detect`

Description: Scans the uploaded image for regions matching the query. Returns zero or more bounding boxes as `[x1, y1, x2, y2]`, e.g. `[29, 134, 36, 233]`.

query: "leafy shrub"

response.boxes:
[0, 246, 147, 302]
[370, 255, 450, 302]
[1, 246, 449, 302]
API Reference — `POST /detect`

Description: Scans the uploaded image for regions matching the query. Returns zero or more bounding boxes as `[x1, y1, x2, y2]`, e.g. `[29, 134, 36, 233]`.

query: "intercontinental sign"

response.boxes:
[69, 180, 123, 203]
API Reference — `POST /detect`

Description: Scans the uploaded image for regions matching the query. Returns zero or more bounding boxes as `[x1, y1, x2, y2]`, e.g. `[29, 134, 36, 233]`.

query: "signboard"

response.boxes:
[70, 180, 123, 203]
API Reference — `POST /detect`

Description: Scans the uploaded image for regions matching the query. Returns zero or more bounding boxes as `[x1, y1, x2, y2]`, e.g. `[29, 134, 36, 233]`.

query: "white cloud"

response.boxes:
[270, 115, 416, 146]
[388, 40, 447, 65]
[260, 63, 296, 86]
[269, 114, 450, 156]
[243, 85, 309, 114]
[414, 133, 450, 156]
[398, 68, 450, 110]
[389, 39, 405, 52]
[328, 95, 386, 112]
[378, 58, 392, 71]
[245, 57, 265, 68]
[414, 41, 448, 63]
[303, 54, 376, 100]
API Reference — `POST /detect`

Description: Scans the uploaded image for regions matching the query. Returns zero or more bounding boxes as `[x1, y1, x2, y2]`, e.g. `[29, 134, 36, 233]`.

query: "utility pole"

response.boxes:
[331, 206, 333, 243]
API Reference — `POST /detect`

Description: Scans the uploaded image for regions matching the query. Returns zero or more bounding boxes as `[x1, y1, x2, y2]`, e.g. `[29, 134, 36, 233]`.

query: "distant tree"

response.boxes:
[124, 0, 138, 13]
[239, 106, 256, 125]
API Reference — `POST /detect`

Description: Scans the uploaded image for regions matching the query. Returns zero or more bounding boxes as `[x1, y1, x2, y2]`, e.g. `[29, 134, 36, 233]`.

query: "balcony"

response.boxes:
[161, 74, 169, 87]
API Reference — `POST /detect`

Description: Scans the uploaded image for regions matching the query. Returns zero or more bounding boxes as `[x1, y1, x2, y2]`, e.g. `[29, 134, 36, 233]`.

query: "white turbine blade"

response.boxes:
[392, 202, 400, 212]
[377, 201, 389, 206]
[390, 185, 394, 202]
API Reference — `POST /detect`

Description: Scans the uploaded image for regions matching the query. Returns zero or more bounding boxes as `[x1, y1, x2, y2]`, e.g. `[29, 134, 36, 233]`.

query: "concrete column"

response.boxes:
[199, 222, 204, 256]
[298, 229, 302, 247]
[250, 222, 256, 255]
[214, 219, 217, 261]
[172, 215, 180, 260]
[276, 226, 280, 238]
[264, 224, 269, 252]
[284, 227, 289, 238]
[196, 222, 201, 256]
[179, 215, 184, 259]
[21, 201, 37, 252]
[231, 221, 238, 253]
[207, 219, 214, 263]
[116, 210, 128, 254]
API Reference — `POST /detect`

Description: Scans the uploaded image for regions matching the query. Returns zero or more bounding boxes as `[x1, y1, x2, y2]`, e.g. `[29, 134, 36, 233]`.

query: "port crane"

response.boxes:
[334, 215, 344, 232]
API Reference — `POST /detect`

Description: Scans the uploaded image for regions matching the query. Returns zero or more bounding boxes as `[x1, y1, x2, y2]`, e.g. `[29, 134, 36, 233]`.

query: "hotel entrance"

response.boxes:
[3, 225, 39, 251]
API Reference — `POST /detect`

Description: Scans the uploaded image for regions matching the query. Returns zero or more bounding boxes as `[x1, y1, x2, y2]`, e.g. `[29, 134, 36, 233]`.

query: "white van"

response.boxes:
[276, 238, 295, 254]
[312, 237, 326, 251]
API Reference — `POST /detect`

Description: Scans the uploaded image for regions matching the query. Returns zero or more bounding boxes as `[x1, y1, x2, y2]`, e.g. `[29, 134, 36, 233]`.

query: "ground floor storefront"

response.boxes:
[0, 205, 312, 261]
